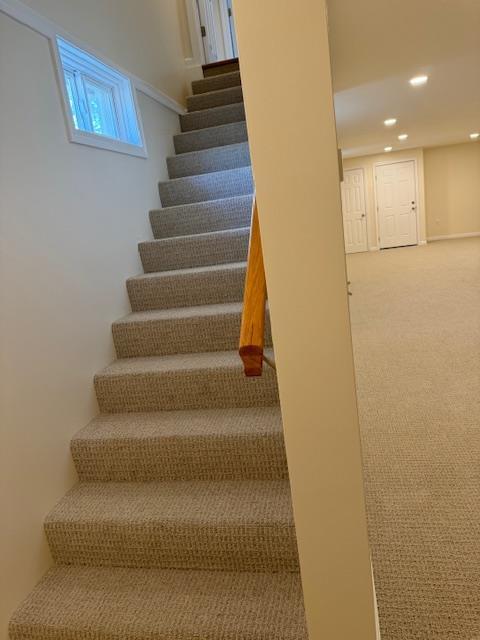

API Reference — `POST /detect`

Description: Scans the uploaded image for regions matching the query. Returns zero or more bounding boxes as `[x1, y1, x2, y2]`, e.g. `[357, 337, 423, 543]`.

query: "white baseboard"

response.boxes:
[418, 240, 427, 245]
[427, 231, 480, 242]
[369, 246, 380, 252]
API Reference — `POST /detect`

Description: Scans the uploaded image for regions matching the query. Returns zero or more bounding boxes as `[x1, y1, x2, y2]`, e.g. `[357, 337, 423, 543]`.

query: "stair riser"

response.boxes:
[192, 71, 241, 95]
[45, 521, 298, 572]
[127, 266, 246, 312]
[139, 229, 249, 273]
[113, 309, 272, 358]
[150, 196, 253, 240]
[167, 143, 250, 179]
[180, 103, 245, 132]
[72, 430, 286, 482]
[174, 121, 248, 154]
[94, 366, 279, 413]
[203, 61, 240, 77]
[187, 86, 243, 112]
[159, 168, 253, 207]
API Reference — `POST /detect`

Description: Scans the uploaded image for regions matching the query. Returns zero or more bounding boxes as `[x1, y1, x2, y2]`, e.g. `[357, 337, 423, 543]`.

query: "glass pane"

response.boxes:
[64, 71, 81, 130]
[84, 78, 119, 140]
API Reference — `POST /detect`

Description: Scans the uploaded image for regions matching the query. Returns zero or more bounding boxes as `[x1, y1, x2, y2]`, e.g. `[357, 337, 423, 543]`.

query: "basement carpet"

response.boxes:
[347, 237, 480, 640]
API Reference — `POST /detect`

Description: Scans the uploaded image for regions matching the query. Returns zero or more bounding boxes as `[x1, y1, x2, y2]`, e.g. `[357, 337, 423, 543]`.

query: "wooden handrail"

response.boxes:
[239, 197, 267, 376]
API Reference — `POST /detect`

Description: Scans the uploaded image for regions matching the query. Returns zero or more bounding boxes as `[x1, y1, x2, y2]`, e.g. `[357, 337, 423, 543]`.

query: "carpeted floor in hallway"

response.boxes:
[347, 237, 480, 640]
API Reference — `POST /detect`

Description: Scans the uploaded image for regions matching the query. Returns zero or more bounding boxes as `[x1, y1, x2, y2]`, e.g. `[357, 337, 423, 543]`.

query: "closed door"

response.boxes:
[197, 0, 220, 63]
[375, 161, 418, 249]
[341, 168, 368, 253]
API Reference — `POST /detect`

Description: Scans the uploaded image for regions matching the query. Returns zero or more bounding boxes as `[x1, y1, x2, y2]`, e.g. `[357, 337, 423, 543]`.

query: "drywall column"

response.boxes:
[233, 2, 378, 638]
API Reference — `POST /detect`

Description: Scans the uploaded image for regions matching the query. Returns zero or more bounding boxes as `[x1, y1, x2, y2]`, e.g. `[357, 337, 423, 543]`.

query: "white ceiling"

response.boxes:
[327, 0, 480, 157]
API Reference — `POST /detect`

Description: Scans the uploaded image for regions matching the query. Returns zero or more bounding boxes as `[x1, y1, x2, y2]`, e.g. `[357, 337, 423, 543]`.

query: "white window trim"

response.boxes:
[52, 36, 148, 158]
[0, 0, 186, 156]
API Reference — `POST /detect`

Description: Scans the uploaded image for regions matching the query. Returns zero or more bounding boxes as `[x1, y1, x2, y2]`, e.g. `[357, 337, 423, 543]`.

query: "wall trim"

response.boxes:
[427, 231, 480, 242]
[0, 0, 186, 115]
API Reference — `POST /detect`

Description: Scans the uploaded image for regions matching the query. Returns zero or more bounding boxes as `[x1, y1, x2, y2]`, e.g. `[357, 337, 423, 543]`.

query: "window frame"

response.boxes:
[53, 36, 148, 158]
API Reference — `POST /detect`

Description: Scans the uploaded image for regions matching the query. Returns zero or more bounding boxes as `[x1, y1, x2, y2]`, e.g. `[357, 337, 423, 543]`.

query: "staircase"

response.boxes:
[10, 62, 308, 640]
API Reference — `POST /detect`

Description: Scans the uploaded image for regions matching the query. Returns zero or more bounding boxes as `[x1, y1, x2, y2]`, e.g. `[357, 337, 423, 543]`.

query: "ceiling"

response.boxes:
[327, 0, 480, 157]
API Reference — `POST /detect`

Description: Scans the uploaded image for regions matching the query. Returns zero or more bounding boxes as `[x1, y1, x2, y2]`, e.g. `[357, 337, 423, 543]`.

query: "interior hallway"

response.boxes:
[347, 238, 480, 639]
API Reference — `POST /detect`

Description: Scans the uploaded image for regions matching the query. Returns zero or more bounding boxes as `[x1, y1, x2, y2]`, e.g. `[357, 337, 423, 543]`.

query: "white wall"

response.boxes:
[424, 142, 480, 239]
[343, 148, 427, 249]
[234, 1, 378, 638]
[0, 11, 180, 637]
[19, 0, 189, 102]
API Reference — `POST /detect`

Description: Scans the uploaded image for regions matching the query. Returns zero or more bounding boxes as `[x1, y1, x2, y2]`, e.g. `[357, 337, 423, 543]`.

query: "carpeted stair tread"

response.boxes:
[174, 121, 248, 154]
[112, 302, 272, 358]
[159, 166, 253, 207]
[9, 566, 307, 640]
[203, 60, 240, 77]
[139, 227, 249, 273]
[167, 142, 250, 179]
[45, 479, 298, 571]
[187, 85, 243, 112]
[149, 195, 252, 239]
[8, 61, 305, 640]
[71, 406, 286, 482]
[94, 349, 278, 413]
[180, 102, 245, 132]
[192, 70, 241, 95]
[126, 262, 246, 312]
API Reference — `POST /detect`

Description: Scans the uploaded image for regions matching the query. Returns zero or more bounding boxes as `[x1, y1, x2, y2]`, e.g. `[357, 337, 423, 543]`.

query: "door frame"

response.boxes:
[373, 157, 421, 249]
[342, 167, 370, 252]
[218, 0, 237, 59]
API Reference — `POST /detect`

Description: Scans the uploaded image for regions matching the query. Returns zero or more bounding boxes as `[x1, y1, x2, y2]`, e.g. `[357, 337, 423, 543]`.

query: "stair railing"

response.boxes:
[239, 196, 269, 376]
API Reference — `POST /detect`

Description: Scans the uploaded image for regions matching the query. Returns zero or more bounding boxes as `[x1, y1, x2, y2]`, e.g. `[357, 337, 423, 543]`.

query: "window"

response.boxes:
[56, 37, 146, 156]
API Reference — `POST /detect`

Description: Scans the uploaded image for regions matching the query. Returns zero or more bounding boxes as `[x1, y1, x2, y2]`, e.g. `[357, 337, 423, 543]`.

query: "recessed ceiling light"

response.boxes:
[409, 75, 428, 86]
[470, 132, 479, 140]
[384, 118, 397, 127]
[398, 134, 408, 141]
[384, 146, 393, 152]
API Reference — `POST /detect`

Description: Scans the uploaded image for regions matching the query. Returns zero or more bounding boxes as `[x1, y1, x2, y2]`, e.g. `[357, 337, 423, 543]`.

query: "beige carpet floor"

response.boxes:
[347, 238, 480, 640]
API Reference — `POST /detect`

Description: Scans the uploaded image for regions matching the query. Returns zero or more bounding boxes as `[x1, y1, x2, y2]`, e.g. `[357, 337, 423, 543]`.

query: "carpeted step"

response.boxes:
[149, 195, 252, 240]
[180, 102, 245, 132]
[71, 406, 285, 482]
[9, 566, 308, 640]
[187, 85, 243, 112]
[174, 121, 248, 154]
[94, 349, 278, 413]
[139, 227, 249, 273]
[112, 302, 272, 358]
[159, 167, 253, 207]
[45, 480, 297, 571]
[192, 70, 241, 95]
[126, 262, 246, 312]
[167, 142, 250, 179]
[204, 60, 240, 77]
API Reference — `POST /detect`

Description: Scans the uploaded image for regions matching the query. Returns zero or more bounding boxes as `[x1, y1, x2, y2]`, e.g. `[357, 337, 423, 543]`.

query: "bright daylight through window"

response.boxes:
[56, 37, 144, 154]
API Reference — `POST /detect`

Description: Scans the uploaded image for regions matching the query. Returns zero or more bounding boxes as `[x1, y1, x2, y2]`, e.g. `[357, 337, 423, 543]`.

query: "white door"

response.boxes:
[375, 160, 418, 249]
[197, 0, 220, 63]
[341, 169, 368, 253]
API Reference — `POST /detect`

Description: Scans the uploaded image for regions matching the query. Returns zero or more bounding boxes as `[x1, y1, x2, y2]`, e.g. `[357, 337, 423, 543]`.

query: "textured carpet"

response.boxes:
[347, 238, 480, 640]
[9, 567, 307, 640]
[10, 61, 307, 639]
